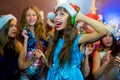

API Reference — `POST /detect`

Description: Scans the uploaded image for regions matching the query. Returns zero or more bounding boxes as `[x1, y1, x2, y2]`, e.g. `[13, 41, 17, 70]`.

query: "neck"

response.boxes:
[104, 48, 111, 51]
[30, 26, 35, 35]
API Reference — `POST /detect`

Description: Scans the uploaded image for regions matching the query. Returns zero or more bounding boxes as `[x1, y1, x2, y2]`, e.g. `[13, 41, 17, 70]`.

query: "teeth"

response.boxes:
[55, 22, 61, 25]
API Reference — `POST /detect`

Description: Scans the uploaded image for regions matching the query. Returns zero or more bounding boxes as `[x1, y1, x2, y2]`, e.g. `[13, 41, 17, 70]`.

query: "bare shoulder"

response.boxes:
[94, 49, 100, 57]
[17, 41, 23, 49]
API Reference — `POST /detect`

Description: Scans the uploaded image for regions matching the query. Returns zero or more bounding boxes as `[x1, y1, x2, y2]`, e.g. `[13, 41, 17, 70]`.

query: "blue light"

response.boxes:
[101, 0, 120, 25]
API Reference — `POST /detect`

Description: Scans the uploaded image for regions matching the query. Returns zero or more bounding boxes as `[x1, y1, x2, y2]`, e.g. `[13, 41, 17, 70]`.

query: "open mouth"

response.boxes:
[55, 21, 62, 28]
[12, 31, 17, 35]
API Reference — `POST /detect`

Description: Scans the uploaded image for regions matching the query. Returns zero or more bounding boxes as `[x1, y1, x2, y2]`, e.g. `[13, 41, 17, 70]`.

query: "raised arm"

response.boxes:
[81, 44, 94, 77]
[76, 12, 107, 44]
[90, 0, 97, 14]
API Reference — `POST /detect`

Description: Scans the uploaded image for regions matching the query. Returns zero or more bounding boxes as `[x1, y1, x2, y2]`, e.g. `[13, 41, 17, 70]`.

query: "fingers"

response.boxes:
[21, 30, 29, 39]
[34, 49, 44, 58]
[85, 44, 94, 56]
[47, 18, 55, 27]
[106, 50, 112, 54]
[75, 12, 84, 22]
[114, 56, 120, 67]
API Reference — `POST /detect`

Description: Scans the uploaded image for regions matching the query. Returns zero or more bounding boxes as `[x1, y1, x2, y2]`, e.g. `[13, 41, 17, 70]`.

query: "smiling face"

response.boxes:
[25, 8, 37, 27]
[8, 19, 17, 37]
[102, 31, 113, 48]
[54, 8, 70, 31]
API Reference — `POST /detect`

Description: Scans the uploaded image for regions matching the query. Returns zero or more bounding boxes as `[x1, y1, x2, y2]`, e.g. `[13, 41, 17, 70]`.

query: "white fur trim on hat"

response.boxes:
[56, 2, 77, 17]
[0, 14, 17, 30]
[47, 12, 55, 20]
[105, 25, 116, 38]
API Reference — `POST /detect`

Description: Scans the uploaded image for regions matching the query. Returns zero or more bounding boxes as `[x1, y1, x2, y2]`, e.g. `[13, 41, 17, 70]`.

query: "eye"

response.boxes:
[109, 34, 113, 37]
[10, 24, 16, 28]
[32, 14, 37, 17]
[26, 14, 30, 17]
[60, 12, 64, 16]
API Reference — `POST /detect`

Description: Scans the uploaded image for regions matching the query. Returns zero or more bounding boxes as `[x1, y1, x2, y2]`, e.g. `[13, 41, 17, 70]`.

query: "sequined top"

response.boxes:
[24, 27, 48, 66]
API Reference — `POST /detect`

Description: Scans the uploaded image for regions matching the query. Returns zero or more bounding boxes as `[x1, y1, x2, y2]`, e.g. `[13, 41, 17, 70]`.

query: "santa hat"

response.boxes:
[0, 14, 17, 30]
[106, 26, 116, 37]
[85, 13, 100, 20]
[105, 24, 120, 42]
[48, 0, 81, 25]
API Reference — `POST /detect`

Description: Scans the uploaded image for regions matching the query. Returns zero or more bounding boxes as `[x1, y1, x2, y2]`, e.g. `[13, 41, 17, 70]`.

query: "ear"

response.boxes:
[71, 15, 76, 26]
[71, 10, 80, 25]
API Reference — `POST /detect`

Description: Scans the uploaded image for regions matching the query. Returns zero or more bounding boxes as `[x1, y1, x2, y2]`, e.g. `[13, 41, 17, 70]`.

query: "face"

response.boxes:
[26, 8, 37, 26]
[8, 19, 17, 37]
[54, 9, 69, 30]
[102, 31, 113, 48]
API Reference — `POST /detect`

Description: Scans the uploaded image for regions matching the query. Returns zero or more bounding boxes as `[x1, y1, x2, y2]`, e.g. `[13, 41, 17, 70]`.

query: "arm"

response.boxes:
[18, 30, 37, 69]
[90, 0, 97, 14]
[21, 29, 28, 56]
[92, 50, 111, 79]
[82, 55, 90, 77]
[76, 12, 107, 44]
[18, 42, 34, 70]
[81, 44, 94, 77]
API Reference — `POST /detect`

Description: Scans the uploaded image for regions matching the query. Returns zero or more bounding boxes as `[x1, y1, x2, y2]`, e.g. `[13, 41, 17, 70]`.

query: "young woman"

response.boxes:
[46, 1, 107, 80]
[98, 25, 120, 80]
[92, 26, 117, 80]
[19, 6, 48, 80]
[0, 14, 36, 80]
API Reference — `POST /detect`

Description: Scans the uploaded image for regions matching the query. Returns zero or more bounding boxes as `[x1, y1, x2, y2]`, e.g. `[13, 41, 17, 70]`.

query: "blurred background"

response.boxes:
[0, 0, 120, 26]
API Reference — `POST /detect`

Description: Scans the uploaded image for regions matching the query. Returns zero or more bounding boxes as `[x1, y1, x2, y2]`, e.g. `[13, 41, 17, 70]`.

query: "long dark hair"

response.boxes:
[46, 7, 78, 66]
[0, 19, 20, 56]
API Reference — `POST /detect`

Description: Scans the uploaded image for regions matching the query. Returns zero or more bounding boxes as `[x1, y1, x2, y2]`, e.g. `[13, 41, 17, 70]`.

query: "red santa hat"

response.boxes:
[85, 13, 100, 20]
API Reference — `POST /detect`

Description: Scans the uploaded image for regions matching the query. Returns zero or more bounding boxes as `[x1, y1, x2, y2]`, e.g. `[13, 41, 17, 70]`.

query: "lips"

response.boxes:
[106, 42, 112, 44]
[54, 20, 62, 28]
[12, 31, 17, 34]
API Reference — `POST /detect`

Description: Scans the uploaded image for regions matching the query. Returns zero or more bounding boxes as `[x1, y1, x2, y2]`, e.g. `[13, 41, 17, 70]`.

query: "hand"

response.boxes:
[21, 29, 29, 40]
[102, 50, 112, 64]
[114, 56, 120, 67]
[47, 18, 55, 27]
[85, 44, 94, 56]
[75, 12, 84, 22]
[90, 6, 97, 14]
[34, 49, 44, 59]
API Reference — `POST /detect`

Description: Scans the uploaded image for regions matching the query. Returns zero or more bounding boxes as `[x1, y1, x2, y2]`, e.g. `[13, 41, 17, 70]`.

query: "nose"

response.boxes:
[55, 14, 60, 20]
[12, 25, 17, 30]
[54, 17, 59, 23]
[30, 15, 33, 19]
[106, 35, 110, 40]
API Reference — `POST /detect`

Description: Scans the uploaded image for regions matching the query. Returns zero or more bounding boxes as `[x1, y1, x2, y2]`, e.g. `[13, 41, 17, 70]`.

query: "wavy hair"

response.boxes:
[19, 6, 47, 51]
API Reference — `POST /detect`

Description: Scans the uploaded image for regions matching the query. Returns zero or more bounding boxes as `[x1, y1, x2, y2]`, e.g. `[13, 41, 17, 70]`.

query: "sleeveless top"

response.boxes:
[47, 34, 85, 80]
[99, 51, 106, 59]
[0, 44, 19, 79]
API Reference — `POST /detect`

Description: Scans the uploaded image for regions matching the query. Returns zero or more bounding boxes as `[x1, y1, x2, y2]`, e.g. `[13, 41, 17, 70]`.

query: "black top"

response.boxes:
[0, 45, 20, 80]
